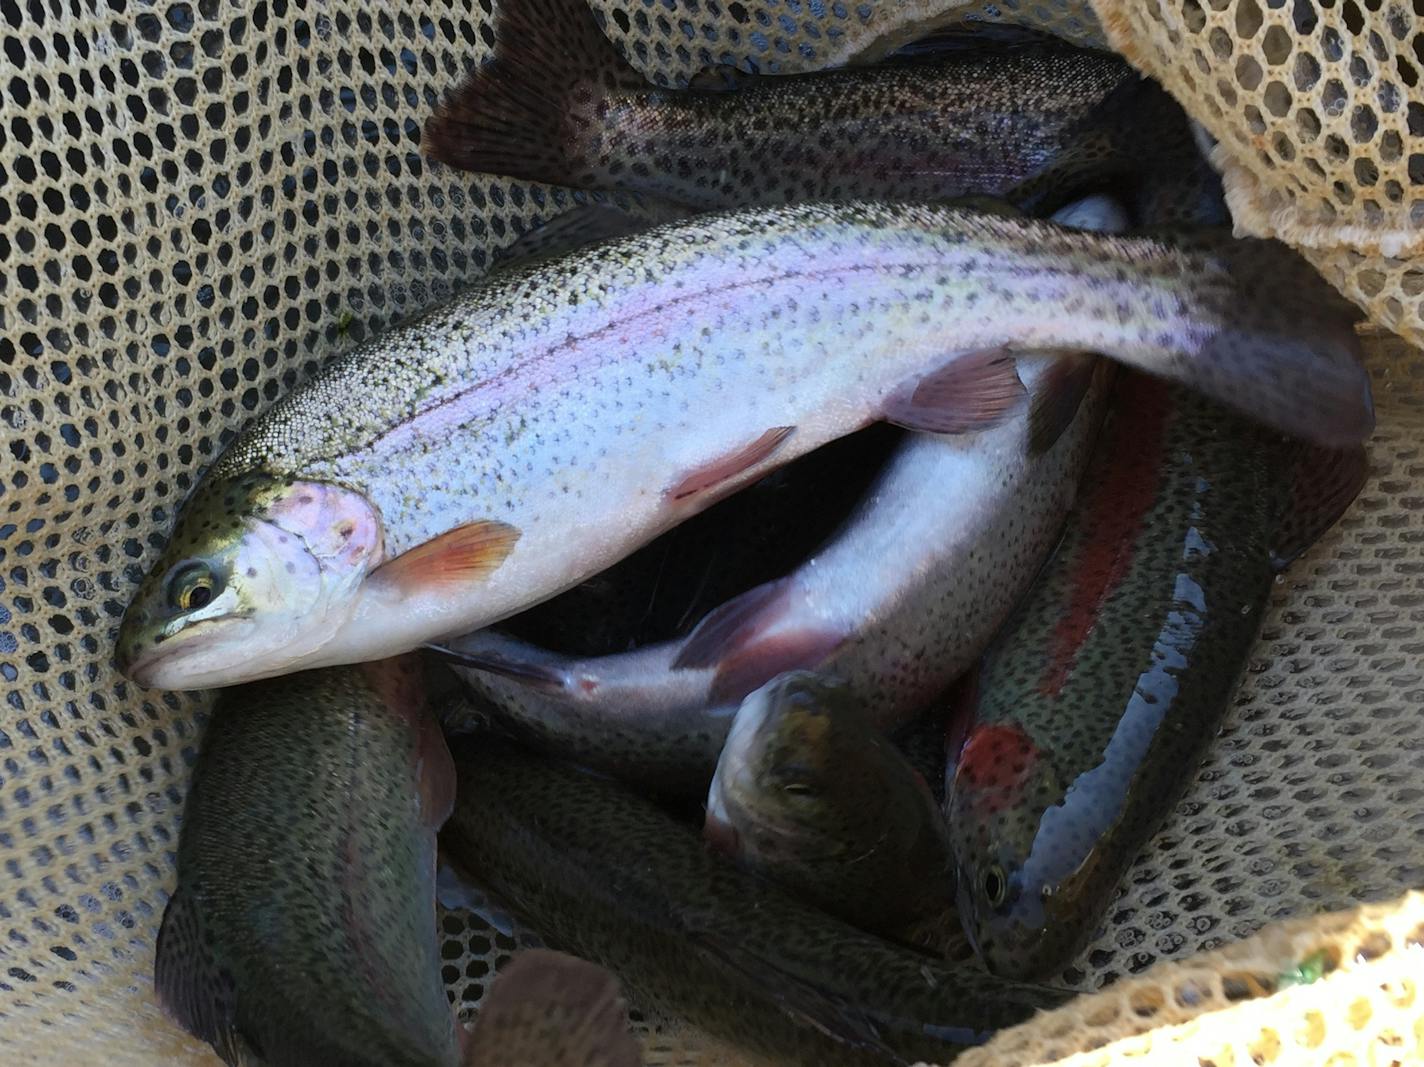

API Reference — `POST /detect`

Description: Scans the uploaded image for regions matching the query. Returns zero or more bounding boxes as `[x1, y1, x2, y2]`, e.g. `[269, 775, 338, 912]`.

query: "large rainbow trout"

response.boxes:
[945, 373, 1367, 980]
[117, 201, 1371, 691]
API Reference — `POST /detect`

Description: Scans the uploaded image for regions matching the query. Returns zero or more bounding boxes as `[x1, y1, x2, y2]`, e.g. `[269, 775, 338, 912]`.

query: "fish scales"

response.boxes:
[118, 201, 1371, 689]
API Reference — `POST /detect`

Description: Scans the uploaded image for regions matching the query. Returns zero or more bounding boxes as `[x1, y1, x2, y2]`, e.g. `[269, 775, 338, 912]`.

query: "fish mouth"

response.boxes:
[120, 618, 262, 691]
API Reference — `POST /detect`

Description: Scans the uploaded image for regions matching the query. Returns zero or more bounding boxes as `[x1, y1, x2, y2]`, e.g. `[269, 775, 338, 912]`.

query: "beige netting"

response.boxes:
[1092, 0, 1424, 346]
[0, 2, 1421, 1066]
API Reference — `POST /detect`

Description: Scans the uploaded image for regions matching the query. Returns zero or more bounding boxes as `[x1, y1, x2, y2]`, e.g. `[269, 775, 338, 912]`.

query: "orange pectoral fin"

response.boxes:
[370, 521, 520, 593]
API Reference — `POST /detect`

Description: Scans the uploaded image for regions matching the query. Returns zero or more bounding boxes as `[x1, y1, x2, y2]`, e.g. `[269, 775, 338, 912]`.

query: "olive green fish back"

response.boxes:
[0, 1, 1422, 1066]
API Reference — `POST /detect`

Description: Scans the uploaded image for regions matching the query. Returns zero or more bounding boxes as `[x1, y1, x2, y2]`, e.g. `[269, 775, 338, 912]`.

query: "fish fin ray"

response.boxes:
[1027, 353, 1100, 455]
[421, 0, 645, 185]
[665, 427, 795, 503]
[370, 521, 520, 593]
[1270, 443, 1368, 570]
[672, 578, 794, 671]
[464, 949, 641, 1067]
[707, 629, 847, 706]
[154, 890, 245, 1067]
[426, 641, 569, 691]
[882, 348, 1027, 434]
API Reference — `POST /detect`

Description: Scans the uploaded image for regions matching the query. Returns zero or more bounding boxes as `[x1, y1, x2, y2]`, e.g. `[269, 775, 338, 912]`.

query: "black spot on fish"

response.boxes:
[246, 567, 257, 578]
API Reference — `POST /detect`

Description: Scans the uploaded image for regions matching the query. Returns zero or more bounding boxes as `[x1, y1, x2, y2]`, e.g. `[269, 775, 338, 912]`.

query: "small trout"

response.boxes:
[117, 200, 1371, 691]
[441, 353, 1109, 794]
[423, 0, 1214, 222]
[944, 373, 1368, 980]
[441, 733, 1071, 1066]
[154, 659, 459, 1067]
[705, 672, 959, 953]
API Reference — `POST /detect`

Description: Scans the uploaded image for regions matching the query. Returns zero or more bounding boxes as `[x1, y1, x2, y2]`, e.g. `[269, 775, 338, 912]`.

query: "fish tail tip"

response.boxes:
[422, 0, 636, 186]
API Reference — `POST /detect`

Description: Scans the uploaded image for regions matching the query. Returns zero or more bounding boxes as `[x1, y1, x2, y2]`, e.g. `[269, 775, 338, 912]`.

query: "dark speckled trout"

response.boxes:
[944, 372, 1367, 981]
[117, 201, 1371, 691]
[423, 0, 1219, 223]
[442, 733, 1070, 1066]
[154, 658, 461, 1067]
[155, 663, 643, 1067]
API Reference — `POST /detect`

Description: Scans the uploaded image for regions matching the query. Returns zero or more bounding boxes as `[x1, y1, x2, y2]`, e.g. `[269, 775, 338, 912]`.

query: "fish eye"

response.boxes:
[983, 865, 1008, 909]
[166, 561, 222, 613]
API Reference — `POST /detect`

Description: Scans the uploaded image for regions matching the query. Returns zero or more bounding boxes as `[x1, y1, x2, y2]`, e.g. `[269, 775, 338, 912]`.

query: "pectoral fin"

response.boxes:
[370, 522, 520, 594]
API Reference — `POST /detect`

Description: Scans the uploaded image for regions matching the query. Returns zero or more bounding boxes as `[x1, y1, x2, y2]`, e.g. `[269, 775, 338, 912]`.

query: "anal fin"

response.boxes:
[370, 521, 520, 593]
[666, 427, 795, 503]
[883, 348, 1026, 435]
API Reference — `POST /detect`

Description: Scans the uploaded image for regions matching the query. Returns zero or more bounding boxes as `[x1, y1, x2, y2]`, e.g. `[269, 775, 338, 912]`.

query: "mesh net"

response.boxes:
[1092, 0, 1424, 346]
[0, 2, 1420, 1066]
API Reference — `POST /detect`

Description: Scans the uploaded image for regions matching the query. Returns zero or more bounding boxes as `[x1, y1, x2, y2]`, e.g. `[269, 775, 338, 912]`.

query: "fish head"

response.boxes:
[947, 722, 1071, 979]
[705, 670, 874, 861]
[116, 474, 384, 689]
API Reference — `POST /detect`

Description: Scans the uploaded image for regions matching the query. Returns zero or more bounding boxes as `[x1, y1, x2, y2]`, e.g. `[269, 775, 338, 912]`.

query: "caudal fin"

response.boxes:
[1186, 236, 1373, 447]
[463, 949, 641, 1067]
[422, 0, 644, 186]
[154, 890, 245, 1066]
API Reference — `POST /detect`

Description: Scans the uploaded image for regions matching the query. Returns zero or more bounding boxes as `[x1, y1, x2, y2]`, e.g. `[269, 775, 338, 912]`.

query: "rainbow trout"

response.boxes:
[117, 201, 1371, 691]
[154, 659, 459, 1067]
[423, 0, 1215, 222]
[944, 372, 1367, 981]
[439, 352, 1109, 794]
[705, 672, 959, 954]
[441, 734, 1071, 1066]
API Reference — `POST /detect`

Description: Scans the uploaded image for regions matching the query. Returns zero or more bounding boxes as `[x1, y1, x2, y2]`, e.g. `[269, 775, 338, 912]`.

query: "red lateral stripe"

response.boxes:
[1037, 376, 1174, 697]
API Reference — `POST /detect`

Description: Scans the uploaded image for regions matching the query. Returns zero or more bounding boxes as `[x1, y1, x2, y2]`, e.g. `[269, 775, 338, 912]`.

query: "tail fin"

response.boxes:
[463, 949, 642, 1067]
[1269, 442, 1369, 570]
[154, 889, 245, 1066]
[422, 0, 645, 186]
[1180, 235, 1373, 447]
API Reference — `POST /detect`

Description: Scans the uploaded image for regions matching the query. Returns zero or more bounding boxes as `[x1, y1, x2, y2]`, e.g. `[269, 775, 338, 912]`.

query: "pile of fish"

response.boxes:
[120, 2, 1375, 1064]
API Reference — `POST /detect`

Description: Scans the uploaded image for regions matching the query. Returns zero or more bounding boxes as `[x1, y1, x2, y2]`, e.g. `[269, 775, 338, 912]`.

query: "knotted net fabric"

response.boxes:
[0, 2, 1420, 1065]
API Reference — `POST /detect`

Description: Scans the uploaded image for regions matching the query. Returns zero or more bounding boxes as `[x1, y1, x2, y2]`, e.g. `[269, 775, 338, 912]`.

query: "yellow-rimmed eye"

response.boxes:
[167, 561, 220, 612]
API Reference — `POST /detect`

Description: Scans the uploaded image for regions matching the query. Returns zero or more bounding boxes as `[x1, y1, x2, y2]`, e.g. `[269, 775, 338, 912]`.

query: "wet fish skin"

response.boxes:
[945, 373, 1368, 981]
[705, 671, 959, 952]
[423, 0, 1207, 221]
[117, 200, 1372, 692]
[441, 733, 1071, 1067]
[441, 352, 1110, 794]
[154, 658, 459, 1067]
